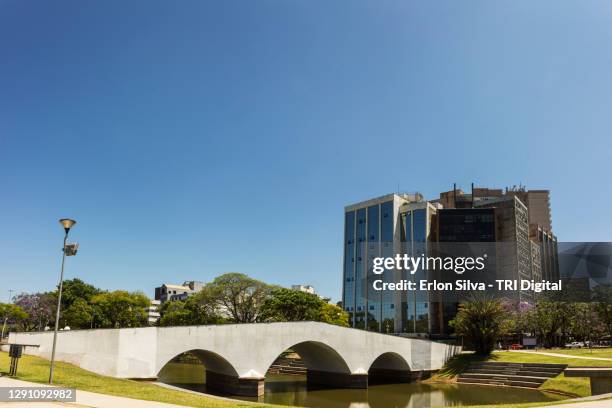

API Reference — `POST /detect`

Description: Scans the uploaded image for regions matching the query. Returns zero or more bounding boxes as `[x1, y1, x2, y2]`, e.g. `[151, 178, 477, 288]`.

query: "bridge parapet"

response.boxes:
[9, 322, 460, 397]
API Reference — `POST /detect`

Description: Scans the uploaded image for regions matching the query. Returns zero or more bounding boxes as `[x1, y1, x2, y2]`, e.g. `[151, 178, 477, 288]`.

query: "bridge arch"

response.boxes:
[269, 340, 351, 374]
[157, 348, 238, 378]
[263, 340, 366, 390]
[368, 351, 413, 385]
[157, 348, 249, 396]
[368, 351, 412, 371]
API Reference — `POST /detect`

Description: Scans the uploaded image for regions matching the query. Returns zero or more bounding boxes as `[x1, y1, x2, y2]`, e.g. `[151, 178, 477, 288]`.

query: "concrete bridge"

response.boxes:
[9, 322, 460, 396]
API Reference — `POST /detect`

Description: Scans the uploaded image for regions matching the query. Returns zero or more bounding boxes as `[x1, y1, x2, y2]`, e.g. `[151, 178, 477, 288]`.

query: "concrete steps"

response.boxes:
[457, 362, 566, 388]
[267, 356, 307, 376]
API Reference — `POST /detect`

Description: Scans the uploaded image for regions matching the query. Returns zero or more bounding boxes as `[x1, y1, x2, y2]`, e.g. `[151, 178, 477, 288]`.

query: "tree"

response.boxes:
[260, 288, 350, 327]
[13, 292, 56, 331]
[260, 288, 323, 322]
[450, 297, 512, 355]
[206, 273, 273, 323]
[186, 287, 227, 324]
[570, 303, 604, 343]
[593, 285, 612, 339]
[62, 298, 94, 329]
[524, 301, 569, 347]
[90, 291, 149, 328]
[58, 278, 102, 311]
[158, 289, 226, 327]
[159, 301, 193, 326]
[318, 302, 349, 327]
[0, 303, 28, 336]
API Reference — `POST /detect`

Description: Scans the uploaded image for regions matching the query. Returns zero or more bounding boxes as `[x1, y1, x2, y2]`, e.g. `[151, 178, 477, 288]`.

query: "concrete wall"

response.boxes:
[10, 322, 459, 381]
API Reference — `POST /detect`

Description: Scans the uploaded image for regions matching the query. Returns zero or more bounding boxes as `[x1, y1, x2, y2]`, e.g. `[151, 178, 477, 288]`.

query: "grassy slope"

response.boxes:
[430, 351, 612, 399]
[3, 350, 611, 408]
[540, 348, 612, 359]
[0, 352, 267, 408]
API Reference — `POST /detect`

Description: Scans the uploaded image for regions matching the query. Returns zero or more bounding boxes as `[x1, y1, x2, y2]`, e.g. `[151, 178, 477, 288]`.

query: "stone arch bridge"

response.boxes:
[10, 322, 459, 396]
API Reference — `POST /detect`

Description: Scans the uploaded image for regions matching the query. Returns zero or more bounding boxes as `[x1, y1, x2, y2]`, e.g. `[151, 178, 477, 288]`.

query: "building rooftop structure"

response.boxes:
[345, 192, 423, 212]
[292, 284, 316, 295]
[154, 281, 204, 303]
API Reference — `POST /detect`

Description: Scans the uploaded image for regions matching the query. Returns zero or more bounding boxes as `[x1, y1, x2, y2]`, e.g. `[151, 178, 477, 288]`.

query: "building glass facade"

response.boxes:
[380, 200, 395, 333]
[355, 208, 367, 328]
[401, 208, 430, 334]
[366, 204, 380, 331]
[343, 211, 355, 326]
[345, 187, 559, 337]
[343, 194, 434, 335]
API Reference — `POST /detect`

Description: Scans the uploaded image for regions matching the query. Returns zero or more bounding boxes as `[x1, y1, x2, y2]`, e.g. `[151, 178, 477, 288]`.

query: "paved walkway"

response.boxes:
[508, 350, 612, 362]
[0, 377, 189, 408]
[535, 393, 612, 408]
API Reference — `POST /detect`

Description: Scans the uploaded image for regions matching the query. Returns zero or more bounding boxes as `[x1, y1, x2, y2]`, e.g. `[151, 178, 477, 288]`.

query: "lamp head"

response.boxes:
[59, 218, 77, 233]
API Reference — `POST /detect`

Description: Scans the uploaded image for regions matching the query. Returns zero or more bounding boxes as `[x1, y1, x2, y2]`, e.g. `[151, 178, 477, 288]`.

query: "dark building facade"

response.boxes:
[438, 208, 496, 242]
[430, 208, 496, 336]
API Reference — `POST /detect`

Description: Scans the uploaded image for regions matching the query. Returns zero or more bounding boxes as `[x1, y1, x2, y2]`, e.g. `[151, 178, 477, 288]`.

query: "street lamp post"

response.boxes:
[48, 218, 76, 384]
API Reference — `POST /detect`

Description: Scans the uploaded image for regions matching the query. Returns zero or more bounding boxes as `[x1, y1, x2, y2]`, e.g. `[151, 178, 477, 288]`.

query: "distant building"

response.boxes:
[147, 300, 161, 325]
[437, 187, 503, 209]
[475, 195, 534, 302]
[437, 184, 559, 299]
[154, 281, 204, 303]
[342, 192, 437, 335]
[438, 184, 553, 235]
[506, 188, 552, 233]
[437, 208, 496, 242]
[532, 225, 559, 282]
[342, 185, 559, 337]
[433, 207, 496, 335]
[291, 284, 316, 295]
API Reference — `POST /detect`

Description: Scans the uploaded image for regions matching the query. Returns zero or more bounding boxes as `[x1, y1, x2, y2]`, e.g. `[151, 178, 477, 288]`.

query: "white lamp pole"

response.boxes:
[48, 218, 76, 384]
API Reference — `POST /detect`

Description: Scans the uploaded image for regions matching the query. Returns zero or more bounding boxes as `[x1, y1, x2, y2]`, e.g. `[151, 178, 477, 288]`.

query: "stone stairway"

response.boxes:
[267, 355, 307, 376]
[457, 362, 567, 388]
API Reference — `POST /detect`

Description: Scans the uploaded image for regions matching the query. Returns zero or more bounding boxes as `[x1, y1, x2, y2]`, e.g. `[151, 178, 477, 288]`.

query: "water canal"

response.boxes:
[157, 353, 567, 408]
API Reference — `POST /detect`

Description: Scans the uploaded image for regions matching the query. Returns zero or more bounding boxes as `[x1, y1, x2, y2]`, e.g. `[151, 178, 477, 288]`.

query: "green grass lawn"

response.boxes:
[0, 351, 268, 407]
[3, 350, 611, 408]
[539, 348, 612, 359]
[429, 351, 612, 399]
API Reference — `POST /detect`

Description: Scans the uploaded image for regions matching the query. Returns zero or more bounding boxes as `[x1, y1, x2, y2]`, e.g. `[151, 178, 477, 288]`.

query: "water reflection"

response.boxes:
[169, 374, 566, 408]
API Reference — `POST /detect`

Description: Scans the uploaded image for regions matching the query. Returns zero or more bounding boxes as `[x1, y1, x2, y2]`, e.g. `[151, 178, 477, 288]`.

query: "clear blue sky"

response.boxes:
[1, 1, 611, 302]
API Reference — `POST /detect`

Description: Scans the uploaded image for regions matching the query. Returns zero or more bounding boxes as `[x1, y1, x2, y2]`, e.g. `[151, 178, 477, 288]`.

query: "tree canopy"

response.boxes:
[13, 292, 56, 331]
[159, 288, 226, 327]
[260, 288, 323, 322]
[206, 273, 274, 323]
[259, 287, 349, 327]
[90, 290, 150, 328]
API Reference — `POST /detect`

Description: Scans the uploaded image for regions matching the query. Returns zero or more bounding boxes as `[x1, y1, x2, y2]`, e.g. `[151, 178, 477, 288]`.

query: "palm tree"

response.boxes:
[450, 296, 512, 355]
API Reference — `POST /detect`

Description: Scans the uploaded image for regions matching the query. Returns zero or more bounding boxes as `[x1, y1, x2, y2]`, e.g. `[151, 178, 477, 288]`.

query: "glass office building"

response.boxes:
[344, 187, 560, 337]
[342, 193, 438, 335]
